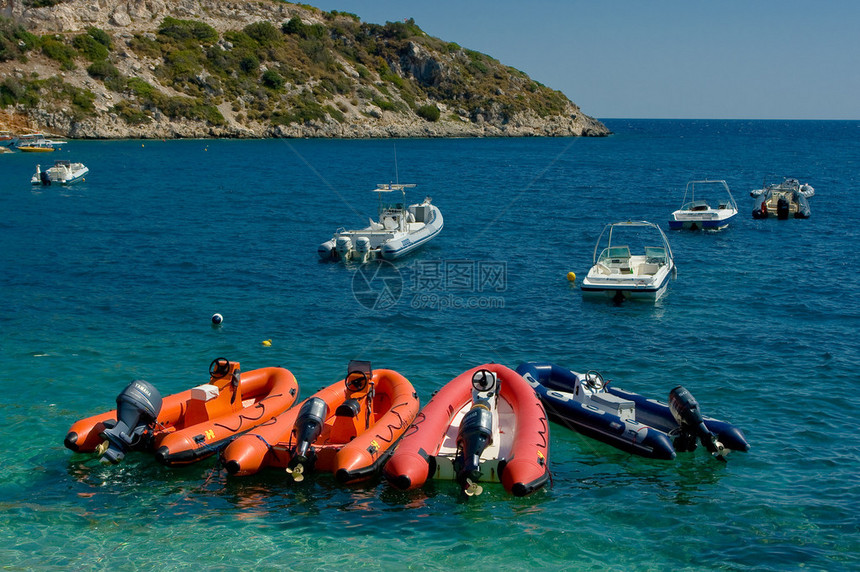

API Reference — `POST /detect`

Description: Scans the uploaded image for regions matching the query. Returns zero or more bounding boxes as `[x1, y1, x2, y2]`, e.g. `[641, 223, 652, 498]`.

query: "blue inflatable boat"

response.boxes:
[516, 362, 749, 461]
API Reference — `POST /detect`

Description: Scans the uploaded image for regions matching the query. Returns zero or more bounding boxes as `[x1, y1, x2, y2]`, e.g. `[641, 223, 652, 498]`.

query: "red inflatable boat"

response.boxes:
[384, 363, 550, 497]
[221, 360, 419, 484]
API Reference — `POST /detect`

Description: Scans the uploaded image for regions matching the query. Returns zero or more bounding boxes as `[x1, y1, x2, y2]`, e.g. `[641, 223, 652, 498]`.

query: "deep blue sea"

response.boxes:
[1, 120, 858, 570]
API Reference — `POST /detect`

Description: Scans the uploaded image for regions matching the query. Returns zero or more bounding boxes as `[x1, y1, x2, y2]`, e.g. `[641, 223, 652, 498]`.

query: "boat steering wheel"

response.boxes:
[583, 370, 605, 390]
[209, 357, 231, 378]
[345, 370, 369, 392]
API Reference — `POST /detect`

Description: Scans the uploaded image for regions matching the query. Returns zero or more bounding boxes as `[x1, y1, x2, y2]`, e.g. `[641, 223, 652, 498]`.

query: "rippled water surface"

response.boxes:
[1, 120, 858, 570]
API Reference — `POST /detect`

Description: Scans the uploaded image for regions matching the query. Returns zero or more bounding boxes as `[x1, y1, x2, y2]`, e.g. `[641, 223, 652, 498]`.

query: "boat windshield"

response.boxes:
[680, 180, 736, 210]
[593, 221, 673, 264]
[374, 183, 415, 215]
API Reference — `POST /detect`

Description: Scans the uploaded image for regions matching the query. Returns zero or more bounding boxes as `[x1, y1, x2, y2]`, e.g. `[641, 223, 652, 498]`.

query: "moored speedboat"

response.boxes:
[669, 179, 738, 230]
[516, 362, 749, 461]
[64, 358, 299, 465]
[751, 177, 813, 219]
[17, 140, 54, 153]
[318, 184, 443, 262]
[384, 363, 550, 497]
[580, 220, 675, 302]
[31, 160, 89, 185]
[221, 360, 419, 484]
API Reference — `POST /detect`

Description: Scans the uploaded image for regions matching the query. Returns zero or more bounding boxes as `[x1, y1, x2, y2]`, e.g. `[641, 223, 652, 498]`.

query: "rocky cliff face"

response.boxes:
[1, 0, 610, 139]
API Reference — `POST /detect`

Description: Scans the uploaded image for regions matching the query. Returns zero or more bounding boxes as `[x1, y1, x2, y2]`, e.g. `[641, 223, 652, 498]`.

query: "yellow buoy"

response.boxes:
[566, 271, 576, 283]
[262, 339, 272, 347]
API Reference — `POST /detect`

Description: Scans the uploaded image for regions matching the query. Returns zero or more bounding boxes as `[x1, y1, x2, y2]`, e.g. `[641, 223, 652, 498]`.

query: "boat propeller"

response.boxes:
[463, 478, 483, 497]
[285, 462, 305, 482]
[669, 386, 728, 463]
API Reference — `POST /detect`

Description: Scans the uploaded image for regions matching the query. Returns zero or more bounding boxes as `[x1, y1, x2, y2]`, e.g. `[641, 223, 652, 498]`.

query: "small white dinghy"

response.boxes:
[580, 220, 676, 302]
[318, 184, 443, 262]
[31, 160, 89, 185]
[669, 179, 738, 230]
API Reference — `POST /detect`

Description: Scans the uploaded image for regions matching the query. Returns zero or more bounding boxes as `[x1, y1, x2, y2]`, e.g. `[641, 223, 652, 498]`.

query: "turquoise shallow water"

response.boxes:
[1, 120, 858, 570]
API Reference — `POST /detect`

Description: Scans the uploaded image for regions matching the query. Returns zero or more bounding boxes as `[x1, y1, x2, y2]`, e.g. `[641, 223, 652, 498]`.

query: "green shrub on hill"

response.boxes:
[74, 33, 110, 61]
[158, 17, 218, 45]
[0, 77, 38, 107]
[416, 104, 440, 122]
[244, 21, 281, 46]
[41, 36, 76, 70]
[73, 27, 112, 62]
[0, 18, 38, 62]
[261, 70, 284, 90]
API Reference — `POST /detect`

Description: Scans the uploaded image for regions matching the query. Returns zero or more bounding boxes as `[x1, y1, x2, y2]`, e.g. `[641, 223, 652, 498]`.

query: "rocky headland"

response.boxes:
[0, 0, 610, 139]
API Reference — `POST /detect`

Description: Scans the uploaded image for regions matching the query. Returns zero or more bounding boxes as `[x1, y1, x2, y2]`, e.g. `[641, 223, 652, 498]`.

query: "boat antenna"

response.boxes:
[393, 143, 399, 184]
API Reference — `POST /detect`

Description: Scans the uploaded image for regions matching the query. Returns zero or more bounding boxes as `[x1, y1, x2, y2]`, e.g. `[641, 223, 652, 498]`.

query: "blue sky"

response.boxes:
[306, 1, 859, 120]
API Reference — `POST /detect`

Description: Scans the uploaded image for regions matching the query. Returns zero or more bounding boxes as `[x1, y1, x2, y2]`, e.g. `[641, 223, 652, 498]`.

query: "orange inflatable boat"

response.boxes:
[64, 358, 299, 466]
[221, 360, 418, 484]
[384, 363, 550, 497]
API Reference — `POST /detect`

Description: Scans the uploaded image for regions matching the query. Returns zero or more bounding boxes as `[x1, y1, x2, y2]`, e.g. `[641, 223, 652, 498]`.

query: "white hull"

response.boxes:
[581, 221, 675, 303]
[31, 162, 88, 185]
[581, 259, 674, 301]
[669, 180, 738, 230]
[319, 192, 443, 263]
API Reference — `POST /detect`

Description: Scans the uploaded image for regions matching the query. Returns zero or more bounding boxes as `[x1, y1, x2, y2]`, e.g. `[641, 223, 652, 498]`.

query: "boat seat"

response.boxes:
[329, 398, 368, 443]
[191, 384, 219, 402]
[591, 393, 635, 419]
[383, 216, 397, 230]
[637, 263, 659, 276]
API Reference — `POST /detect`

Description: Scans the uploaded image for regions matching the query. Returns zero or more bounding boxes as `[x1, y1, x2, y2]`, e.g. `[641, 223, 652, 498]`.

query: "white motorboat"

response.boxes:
[669, 179, 738, 230]
[750, 177, 813, 219]
[318, 184, 443, 262]
[581, 220, 675, 302]
[31, 160, 89, 185]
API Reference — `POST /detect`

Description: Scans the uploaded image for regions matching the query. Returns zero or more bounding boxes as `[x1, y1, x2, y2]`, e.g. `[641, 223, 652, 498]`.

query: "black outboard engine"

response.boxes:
[456, 406, 493, 492]
[456, 369, 499, 495]
[287, 397, 328, 481]
[98, 380, 162, 464]
[40, 169, 51, 186]
[777, 195, 790, 219]
[669, 386, 726, 461]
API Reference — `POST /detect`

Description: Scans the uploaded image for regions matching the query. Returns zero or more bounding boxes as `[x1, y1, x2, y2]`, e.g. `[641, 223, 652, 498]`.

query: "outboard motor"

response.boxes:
[98, 380, 162, 464]
[355, 236, 371, 260]
[39, 167, 51, 186]
[456, 369, 499, 496]
[669, 386, 726, 462]
[776, 195, 790, 219]
[286, 397, 328, 481]
[335, 236, 353, 260]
